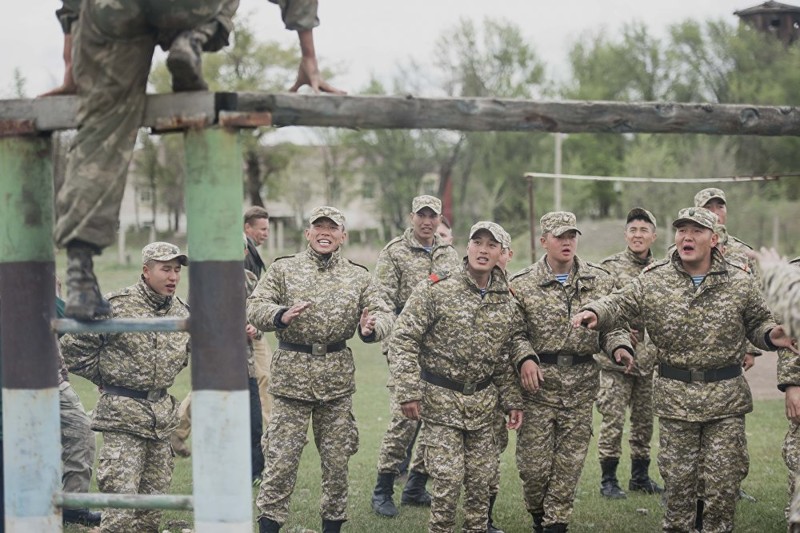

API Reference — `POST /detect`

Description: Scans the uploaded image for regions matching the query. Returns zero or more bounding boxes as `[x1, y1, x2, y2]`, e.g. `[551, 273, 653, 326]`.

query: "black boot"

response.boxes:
[694, 499, 704, 531]
[401, 470, 432, 506]
[167, 31, 208, 92]
[258, 516, 281, 533]
[371, 472, 399, 517]
[628, 457, 663, 494]
[600, 458, 627, 499]
[487, 494, 505, 533]
[322, 519, 345, 533]
[65, 240, 111, 320]
[63, 508, 101, 526]
[532, 512, 544, 533]
[543, 524, 568, 533]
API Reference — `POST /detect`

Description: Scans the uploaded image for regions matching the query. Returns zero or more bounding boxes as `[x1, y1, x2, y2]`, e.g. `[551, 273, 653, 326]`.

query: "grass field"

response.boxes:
[59, 242, 794, 533]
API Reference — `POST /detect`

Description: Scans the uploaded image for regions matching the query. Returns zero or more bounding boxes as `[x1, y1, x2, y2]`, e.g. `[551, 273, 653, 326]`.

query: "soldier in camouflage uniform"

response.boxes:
[53, 0, 344, 320]
[370, 195, 461, 518]
[575, 208, 796, 533]
[510, 211, 634, 533]
[60, 242, 191, 533]
[391, 221, 533, 533]
[596, 208, 663, 500]
[247, 206, 392, 533]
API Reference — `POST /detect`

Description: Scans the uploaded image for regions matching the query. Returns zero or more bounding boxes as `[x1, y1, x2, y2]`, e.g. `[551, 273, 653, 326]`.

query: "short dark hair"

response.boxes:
[244, 206, 270, 226]
[439, 215, 451, 229]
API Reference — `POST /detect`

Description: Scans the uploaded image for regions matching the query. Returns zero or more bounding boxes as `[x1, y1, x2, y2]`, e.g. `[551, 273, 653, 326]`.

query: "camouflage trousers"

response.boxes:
[257, 395, 358, 524]
[516, 400, 593, 527]
[60, 382, 96, 495]
[489, 408, 509, 497]
[53, 0, 238, 249]
[421, 421, 496, 533]
[659, 416, 748, 533]
[596, 369, 655, 460]
[97, 431, 174, 533]
[783, 422, 800, 519]
[376, 386, 426, 475]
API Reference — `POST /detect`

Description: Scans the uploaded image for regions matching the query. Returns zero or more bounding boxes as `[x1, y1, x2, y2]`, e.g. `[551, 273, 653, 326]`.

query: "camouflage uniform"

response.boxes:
[247, 244, 391, 525]
[596, 248, 656, 462]
[768, 258, 800, 518]
[374, 227, 460, 476]
[510, 255, 631, 528]
[584, 246, 778, 533]
[390, 262, 529, 533]
[53, 0, 316, 249]
[61, 271, 190, 533]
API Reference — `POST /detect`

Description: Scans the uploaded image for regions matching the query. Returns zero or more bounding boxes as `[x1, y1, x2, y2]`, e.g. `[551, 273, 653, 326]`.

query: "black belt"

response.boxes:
[278, 340, 347, 356]
[420, 369, 492, 396]
[538, 353, 593, 367]
[103, 384, 167, 402]
[658, 363, 742, 383]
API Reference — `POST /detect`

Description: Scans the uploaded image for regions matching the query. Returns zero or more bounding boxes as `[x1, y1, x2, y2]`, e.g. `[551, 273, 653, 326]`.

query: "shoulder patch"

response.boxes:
[346, 259, 369, 272]
[428, 272, 449, 284]
[723, 256, 750, 274]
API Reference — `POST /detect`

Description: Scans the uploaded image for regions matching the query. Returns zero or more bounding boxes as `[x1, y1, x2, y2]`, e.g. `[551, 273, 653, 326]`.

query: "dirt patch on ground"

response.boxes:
[746, 351, 782, 400]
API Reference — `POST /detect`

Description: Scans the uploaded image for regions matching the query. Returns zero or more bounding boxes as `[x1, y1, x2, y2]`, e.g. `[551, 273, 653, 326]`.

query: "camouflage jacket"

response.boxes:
[390, 264, 530, 431]
[596, 247, 655, 376]
[60, 279, 190, 440]
[766, 259, 800, 390]
[509, 255, 632, 409]
[270, 0, 320, 31]
[247, 246, 392, 402]
[584, 249, 776, 422]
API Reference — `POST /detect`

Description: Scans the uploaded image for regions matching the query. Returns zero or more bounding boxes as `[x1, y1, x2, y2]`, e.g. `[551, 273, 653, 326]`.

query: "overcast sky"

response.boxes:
[4, 0, 757, 98]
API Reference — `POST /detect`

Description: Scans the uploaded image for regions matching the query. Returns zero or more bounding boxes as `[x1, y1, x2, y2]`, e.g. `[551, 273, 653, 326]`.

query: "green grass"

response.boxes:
[62, 247, 793, 532]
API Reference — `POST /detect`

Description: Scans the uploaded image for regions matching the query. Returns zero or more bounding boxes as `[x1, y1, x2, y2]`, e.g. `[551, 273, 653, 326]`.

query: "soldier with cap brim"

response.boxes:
[370, 195, 461, 518]
[596, 207, 663, 500]
[247, 206, 393, 533]
[391, 221, 533, 533]
[574, 208, 798, 533]
[60, 242, 190, 533]
[510, 211, 634, 533]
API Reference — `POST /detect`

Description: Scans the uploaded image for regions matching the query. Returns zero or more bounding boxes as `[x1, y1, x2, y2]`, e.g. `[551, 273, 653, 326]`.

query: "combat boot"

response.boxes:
[371, 472, 399, 517]
[63, 508, 101, 526]
[628, 457, 663, 494]
[542, 524, 568, 533]
[487, 494, 505, 533]
[258, 516, 281, 533]
[322, 519, 345, 533]
[64, 241, 111, 320]
[400, 470, 432, 506]
[532, 513, 544, 533]
[599, 458, 627, 499]
[167, 31, 208, 92]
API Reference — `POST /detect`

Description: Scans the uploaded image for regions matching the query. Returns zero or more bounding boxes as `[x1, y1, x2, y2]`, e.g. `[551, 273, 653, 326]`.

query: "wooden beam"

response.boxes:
[2, 92, 800, 136]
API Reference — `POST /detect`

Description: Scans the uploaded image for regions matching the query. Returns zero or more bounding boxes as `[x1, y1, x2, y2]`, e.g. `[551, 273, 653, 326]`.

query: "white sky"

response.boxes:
[4, 1, 757, 98]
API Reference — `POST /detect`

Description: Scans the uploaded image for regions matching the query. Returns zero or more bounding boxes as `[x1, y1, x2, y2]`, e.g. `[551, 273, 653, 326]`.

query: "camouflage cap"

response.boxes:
[142, 242, 188, 266]
[469, 221, 511, 249]
[411, 195, 442, 215]
[309, 206, 345, 227]
[713, 224, 729, 246]
[672, 207, 716, 231]
[626, 207, 657, 228]
[540, 211, 581, 237]
[693, 187, 727, 208]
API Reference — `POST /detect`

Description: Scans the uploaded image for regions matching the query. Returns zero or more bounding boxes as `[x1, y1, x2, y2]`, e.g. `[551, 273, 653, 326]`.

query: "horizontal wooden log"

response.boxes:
[2, 92, 800, 136]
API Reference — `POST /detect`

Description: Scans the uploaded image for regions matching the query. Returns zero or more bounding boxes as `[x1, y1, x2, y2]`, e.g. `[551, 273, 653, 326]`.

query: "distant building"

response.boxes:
[735, 1, 800, 45]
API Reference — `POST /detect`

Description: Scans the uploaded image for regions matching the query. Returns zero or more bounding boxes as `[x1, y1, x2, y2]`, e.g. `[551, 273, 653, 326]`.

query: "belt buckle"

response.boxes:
[689, 370, 705, 383]
[312, 343, 327, 356]
[462, 382, 476, 395]
[146, 390, 161, 402]
[557, 355, 572, 367]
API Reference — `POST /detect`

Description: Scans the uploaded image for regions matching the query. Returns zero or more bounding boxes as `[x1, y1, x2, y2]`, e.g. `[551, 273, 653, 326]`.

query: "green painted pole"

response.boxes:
[184, 128, 252, 533]
[0, 136, 61, 532]
[57, 492, 193, 511]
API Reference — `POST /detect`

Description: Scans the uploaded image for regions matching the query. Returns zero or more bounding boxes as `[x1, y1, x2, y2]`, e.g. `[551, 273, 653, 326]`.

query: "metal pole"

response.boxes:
[184, 127, 252, 533]
[0, 136, 61, 532]
[58, 492, 193, 511]
[554, 133, 562, 211]
[528, 176, 537, 264]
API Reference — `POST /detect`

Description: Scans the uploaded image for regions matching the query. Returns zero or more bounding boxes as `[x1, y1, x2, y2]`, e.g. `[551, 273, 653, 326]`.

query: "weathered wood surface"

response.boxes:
[2, 92, 800, 136]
